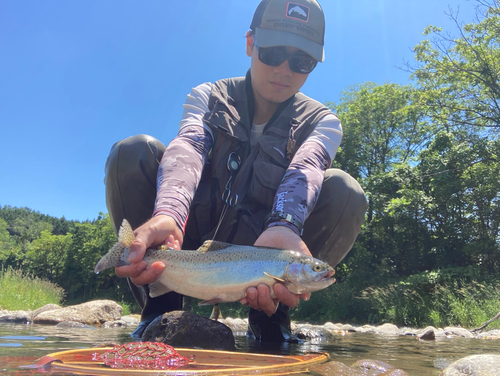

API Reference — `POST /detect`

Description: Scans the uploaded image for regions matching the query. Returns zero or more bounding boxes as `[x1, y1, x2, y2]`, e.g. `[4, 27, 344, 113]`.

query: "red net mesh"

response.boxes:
[93, 342, 191, 370]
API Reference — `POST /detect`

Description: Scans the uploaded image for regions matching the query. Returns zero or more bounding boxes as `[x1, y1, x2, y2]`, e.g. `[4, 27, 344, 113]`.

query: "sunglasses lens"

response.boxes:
[289, 55, 318, 74]
[258, 47, 287, 67]
[257, 45, 317, 74]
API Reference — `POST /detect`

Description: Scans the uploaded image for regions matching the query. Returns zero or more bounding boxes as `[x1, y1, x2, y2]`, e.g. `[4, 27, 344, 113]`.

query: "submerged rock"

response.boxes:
[351, 359, 408, 374]
[103, 320, 127, 328]
[33, 300, 122, 325]
[220, 317, 248, 334]
[441, 354, 500, 375]
[309, 359, 409, 376]
[295, 324, 337, 341]
[121, 315, 140, 325]
[309, 360, 363, 375]
[141, 310, 235, 351]
[55, 321, 95, 329]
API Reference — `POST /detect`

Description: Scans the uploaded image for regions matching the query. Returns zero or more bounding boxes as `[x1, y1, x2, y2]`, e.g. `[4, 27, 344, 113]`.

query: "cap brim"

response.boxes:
[255, 27, 324, 62]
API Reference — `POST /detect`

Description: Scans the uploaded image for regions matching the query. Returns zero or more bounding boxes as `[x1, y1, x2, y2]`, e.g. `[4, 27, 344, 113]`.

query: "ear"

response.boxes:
[246, 31, 254, 57]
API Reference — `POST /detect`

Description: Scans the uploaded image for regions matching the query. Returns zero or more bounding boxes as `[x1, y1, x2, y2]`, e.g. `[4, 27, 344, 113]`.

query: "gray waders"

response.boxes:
[104, 134, 367, 340]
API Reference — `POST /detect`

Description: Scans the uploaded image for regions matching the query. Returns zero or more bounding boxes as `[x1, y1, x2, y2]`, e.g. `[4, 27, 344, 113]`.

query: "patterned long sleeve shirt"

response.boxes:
[154, 82, 343, 233]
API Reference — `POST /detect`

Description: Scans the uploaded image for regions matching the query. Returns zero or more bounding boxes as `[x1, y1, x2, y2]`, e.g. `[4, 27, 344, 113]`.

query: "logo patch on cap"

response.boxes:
[286, 2, 310, 22]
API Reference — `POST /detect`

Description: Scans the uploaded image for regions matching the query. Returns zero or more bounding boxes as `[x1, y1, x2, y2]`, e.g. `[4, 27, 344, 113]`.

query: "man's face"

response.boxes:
[247, 35, 310, 106]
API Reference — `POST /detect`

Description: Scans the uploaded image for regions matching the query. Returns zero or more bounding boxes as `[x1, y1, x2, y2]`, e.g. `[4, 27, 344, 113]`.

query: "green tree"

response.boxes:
[0, 219, 16, 267]
[62, 214, 133, 304]
[331, 82, 432, 281]
[23, 231, 72, 282]
[409, 0, 500, 132]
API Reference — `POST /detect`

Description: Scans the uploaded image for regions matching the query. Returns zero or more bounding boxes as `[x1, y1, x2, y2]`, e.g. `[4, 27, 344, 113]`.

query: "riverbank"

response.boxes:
[2, 300, 499, 341]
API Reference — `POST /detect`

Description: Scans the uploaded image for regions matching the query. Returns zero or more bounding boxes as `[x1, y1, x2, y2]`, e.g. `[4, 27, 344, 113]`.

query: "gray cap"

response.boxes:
[250, 0, 325, 62]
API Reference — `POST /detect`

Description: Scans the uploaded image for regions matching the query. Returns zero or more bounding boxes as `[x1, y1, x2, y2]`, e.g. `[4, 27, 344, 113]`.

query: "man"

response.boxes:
[104, 0, 367, 342]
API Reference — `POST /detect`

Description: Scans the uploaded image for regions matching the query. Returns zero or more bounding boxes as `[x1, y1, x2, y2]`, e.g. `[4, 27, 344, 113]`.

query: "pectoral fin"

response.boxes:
[263, 272, 285, 282]
[148, 280, 172, 298]
[209, 304, 223, 321]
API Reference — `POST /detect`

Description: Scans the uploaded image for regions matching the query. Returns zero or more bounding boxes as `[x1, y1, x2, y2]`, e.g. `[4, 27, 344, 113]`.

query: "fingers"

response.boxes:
[131, 261, 165, 286]
[115, 260, 165, 286]
[115, 260, 147, 278]
[128, 216, 184, 262]
[128, 237, 147, 263]
[301, 292, 311, 302]
[244, 285, 279, 316]
[165, 235, 180, 250]
[274, 283, 301, 308]
[242, 283, 308, 314]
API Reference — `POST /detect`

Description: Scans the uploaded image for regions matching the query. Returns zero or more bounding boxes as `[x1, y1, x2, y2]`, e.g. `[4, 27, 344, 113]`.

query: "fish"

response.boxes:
[95, 219, 336, 305]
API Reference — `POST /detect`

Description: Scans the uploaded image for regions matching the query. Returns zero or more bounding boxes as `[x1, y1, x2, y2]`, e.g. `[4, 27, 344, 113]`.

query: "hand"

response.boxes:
[115, 215, 183, 286]
[240, 225, 311, 316]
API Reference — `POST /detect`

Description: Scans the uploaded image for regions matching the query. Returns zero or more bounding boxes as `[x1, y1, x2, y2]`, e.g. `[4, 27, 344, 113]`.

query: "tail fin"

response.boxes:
[94, 219, 135, 273]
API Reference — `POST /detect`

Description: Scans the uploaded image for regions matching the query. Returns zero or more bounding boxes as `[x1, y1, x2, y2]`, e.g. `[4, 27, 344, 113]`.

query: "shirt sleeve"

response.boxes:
[153, 83, 213, 231]
[270, 113, 343, 232]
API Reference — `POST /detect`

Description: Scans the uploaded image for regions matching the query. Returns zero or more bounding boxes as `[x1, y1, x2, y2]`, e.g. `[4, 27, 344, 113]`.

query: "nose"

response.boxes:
[273, 59, 294, 76]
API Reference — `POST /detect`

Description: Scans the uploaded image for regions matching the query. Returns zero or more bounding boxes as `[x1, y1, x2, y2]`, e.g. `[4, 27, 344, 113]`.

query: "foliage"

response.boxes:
[409, 0, 500, 132]
[0, 206, 137, 310]
[0, 267, 65, 311]
[359, 267, 500, 329]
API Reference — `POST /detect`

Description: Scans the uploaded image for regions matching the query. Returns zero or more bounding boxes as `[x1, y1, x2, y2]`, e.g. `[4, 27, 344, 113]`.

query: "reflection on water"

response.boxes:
[1, 322, 500, 375]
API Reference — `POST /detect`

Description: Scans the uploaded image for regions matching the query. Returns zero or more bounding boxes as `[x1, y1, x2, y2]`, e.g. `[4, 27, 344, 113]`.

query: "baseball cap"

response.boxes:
[250, 0, 325, 62]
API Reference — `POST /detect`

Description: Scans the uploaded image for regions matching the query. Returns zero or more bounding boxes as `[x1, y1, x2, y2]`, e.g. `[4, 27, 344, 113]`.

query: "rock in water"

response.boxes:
[309, 359, 409, 376]
[441, 354, 500, 376]
[33, 300, 122, 325]
[0, 310, 31, 323]
[141, 311, 235, 351]
[32, 304, 62, 320]
[418, 329, 436, 341]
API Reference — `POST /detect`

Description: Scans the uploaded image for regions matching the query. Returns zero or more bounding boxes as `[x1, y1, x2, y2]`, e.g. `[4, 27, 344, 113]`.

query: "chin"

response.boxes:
[266, 93, 294, 104]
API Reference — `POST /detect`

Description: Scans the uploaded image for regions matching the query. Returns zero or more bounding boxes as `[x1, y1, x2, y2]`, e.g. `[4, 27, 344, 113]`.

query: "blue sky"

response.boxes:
[0, 0, 477, 222]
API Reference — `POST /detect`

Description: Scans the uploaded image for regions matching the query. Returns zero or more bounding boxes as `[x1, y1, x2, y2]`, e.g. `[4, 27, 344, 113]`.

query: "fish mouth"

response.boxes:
[314, 269, 336, 283]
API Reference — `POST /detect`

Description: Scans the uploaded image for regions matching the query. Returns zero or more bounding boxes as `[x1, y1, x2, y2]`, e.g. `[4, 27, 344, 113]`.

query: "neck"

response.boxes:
[252, 92, 280, 125]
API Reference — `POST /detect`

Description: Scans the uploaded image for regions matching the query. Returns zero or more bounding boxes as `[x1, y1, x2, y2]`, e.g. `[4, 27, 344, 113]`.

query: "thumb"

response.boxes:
[129, 234, 149, 263]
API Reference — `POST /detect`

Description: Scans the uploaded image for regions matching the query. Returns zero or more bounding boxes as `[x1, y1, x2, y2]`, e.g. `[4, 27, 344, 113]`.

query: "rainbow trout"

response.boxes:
[95, 219, 335, 305]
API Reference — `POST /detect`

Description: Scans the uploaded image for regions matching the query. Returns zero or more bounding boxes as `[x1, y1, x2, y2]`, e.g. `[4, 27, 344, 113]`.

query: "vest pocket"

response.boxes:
[247, 160, 286, 208]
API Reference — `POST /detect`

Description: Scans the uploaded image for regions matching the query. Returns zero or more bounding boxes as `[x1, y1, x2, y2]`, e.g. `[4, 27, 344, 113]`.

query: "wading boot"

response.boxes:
[247, 303, 299, 343]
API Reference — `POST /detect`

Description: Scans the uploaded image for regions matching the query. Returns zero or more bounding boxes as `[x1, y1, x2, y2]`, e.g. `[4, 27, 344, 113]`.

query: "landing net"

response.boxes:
[92, 342, 190, 370]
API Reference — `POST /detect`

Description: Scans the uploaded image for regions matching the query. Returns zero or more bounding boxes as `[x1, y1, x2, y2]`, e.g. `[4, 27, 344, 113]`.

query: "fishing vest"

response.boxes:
[182, 72, 332, 249]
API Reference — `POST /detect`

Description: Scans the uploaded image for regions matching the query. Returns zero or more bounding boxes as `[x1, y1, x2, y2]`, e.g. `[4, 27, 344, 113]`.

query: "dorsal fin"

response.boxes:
[198, 240, 233, 253]
[117, 219, 135, 247]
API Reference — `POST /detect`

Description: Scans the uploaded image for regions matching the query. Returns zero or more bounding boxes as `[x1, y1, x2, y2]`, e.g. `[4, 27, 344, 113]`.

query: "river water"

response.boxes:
[1, 322, 500, 375]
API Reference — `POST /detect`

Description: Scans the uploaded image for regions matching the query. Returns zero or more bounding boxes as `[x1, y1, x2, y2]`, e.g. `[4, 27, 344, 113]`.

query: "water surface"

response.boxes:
[1, 322, 499, 375]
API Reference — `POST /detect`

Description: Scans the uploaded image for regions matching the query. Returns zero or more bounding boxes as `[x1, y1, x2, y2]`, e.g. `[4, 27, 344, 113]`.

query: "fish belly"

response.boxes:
[158, 259, 284, 302]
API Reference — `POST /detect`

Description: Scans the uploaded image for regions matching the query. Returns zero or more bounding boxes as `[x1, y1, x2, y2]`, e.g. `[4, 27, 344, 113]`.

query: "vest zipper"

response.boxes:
[286, 119, 300, 161]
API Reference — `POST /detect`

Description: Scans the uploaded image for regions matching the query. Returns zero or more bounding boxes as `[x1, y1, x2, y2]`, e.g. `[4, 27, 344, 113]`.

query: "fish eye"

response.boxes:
[312, 264, 323, 272]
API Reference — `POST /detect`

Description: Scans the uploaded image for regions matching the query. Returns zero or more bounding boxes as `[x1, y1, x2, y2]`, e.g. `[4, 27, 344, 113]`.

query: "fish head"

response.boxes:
[284, 255, 335, 294]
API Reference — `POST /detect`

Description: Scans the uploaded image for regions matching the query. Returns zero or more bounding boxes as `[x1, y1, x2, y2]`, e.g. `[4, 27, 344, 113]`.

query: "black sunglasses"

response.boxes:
[254, 41, 318, 74]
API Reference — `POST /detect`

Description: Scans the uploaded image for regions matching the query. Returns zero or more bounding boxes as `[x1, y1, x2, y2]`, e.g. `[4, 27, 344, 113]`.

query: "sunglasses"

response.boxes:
[254, 41, 318, 74]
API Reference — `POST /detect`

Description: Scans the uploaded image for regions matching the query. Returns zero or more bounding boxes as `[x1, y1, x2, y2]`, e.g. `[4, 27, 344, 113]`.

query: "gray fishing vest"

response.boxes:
[182, 72, 332, 249]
